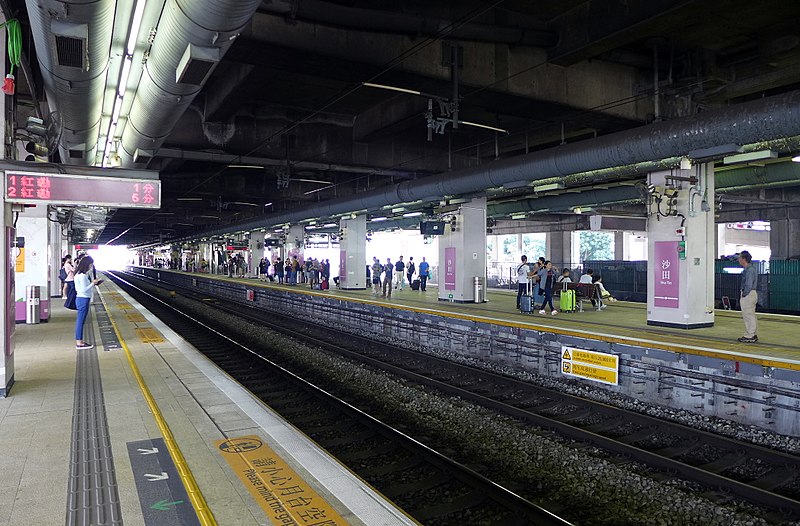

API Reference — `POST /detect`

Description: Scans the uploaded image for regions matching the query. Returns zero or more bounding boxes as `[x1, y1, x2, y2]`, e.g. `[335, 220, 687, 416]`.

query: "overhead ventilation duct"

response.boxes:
[119, 0, 262, 167]
[190, 89, 800, 239]
[25, 0, 114, 164]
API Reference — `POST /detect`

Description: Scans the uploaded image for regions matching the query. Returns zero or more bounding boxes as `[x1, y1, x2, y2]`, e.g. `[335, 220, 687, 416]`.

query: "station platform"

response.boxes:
[208, 273, 800, 372]
[0, 277, 417, 526]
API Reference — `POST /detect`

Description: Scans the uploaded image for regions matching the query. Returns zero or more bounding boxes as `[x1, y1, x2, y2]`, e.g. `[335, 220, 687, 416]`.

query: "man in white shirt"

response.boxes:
[516, 255, 532, 310]
[579, 268, 594, 284]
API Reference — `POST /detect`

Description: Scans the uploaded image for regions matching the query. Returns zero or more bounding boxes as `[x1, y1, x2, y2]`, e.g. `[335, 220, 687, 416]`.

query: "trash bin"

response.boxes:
[473, 276, 485, 303]
[26, 285, 41, 324]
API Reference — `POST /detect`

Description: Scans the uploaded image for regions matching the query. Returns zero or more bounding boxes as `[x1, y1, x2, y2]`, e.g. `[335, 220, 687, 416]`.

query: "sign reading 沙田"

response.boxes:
[560, 345, 619, 386]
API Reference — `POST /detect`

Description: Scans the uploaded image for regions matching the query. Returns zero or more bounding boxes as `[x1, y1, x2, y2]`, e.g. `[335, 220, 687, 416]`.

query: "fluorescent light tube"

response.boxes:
[118, 56, 133, 97]
[126, 0, 147, 55]
[723, 150, 777, 164]
[362, 82, 421, 96]
[459, 120, 507, 133]
[533, 182, 565, 192]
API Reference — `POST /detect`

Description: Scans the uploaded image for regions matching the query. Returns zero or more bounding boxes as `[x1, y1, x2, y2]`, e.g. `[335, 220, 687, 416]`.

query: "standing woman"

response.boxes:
[62, 255, 75, 297]
[74, 256, 103, 350]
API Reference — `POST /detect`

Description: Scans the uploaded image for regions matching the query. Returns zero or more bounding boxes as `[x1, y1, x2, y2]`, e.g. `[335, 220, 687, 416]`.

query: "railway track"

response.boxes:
[114, 271, 800, 522]
[107, 271, 572, 526]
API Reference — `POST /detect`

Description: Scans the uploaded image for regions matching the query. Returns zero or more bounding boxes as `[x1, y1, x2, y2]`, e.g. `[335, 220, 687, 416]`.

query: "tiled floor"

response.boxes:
[0, 281, 415, 526]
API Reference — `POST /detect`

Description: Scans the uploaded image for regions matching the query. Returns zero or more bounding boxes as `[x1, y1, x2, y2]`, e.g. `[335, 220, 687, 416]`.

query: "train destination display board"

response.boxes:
[4, 171, 161, 209]
[560, 345, 619, 385]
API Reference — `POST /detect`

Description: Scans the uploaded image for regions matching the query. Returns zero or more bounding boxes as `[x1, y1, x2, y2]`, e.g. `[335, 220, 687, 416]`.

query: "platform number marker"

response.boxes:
[137, 447, 159, 455]
[144, 472, 169, 482]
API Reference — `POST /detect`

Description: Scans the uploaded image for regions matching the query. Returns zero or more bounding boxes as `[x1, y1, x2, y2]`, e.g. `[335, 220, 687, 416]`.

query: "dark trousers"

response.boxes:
[542, 289, 555, 311]
[420, 275, 427, 290]
[517, 283, 527, 308]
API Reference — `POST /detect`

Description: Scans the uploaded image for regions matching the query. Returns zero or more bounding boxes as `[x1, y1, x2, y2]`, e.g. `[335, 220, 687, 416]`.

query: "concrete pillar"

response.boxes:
[338, 215, 367, 289]
[716, 223, 726, 258]
[614, 231, 624, 260]
[438, 198, 487, 302]
[769, 218, 800, 259]
[546, 231, 573, 267]
[1, 203, 14, 396]
[49, 214, 62, 296]
[647, 164, 715, 329]
[286, 224, 304, 263]
[250, 231, 265, 277]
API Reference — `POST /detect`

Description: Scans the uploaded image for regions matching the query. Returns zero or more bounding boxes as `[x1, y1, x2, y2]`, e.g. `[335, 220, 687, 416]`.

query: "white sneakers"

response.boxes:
[539, 309, 558, 315]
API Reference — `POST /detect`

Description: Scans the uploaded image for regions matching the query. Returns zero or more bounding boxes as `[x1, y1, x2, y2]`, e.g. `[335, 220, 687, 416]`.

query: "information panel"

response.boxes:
[4, 171, 160, 209]
[561, 345, 619, 386]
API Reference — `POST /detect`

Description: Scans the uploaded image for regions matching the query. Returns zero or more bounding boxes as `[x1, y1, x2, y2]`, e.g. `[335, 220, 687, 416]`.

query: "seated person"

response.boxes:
[578, 268, 594, 284]
[592, 275, 616, 308]
[556, 269, 572, 283]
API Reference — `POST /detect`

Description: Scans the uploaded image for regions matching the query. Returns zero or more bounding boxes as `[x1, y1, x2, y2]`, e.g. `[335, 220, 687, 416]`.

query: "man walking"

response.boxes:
[406, 257, 416, 287]
[418, 257, 430, 291]
[737, 251, 758, 343]
[371, 257, 383, 295]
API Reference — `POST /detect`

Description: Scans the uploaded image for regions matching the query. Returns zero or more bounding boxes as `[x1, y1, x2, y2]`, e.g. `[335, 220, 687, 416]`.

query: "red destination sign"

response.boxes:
[4, 171, 161, 209]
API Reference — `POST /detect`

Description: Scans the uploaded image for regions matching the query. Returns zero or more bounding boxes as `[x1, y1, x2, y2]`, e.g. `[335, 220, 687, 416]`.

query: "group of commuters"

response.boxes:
[370, 256, 430, 298]
[257, 255, 332, 288]
[60, 253, 102, 350]
[515, 255, 615, 315]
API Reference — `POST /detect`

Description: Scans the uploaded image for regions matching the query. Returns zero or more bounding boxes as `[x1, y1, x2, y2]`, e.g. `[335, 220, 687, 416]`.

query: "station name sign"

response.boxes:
[4, 171, 161, 209]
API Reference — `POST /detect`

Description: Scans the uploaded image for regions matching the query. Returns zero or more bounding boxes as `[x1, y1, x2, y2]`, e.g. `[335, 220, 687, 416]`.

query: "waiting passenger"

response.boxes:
[74, 256, 103, 350]
[383, 258, 394, 298]
[556, 268, 572, 283]
[371, 257, 383, 295]
[538, 261, 558, 315]
[394, 256, 405, 290]
[579, 269, 594, 284]
[418, 257, 430, 291]
[592, 275, 616, 308]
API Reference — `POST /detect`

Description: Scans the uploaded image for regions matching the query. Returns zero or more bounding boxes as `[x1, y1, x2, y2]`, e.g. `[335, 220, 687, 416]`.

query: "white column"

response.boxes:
[716, 223, 726, 258]
[647, 164, 715, 329]
[339, 215, 367, 289]
[0, 13, 14, 396]
[286, 224, 304, 264]
[438, 197, 487, 302]
[250, 231, 265, 277]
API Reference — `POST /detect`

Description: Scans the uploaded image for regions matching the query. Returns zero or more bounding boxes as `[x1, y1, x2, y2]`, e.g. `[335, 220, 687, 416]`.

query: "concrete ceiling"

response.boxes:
[8, 0, 800, 245]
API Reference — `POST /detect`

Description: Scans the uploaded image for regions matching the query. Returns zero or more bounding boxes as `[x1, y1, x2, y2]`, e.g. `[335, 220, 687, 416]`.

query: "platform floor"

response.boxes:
[0, 278, 416, 526]
[208, 273, 800, 371]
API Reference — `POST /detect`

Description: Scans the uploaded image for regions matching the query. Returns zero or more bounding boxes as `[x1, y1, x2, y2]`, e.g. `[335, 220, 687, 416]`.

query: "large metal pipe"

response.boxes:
[25, 0, 115, 164]
[119, 0, 262, 166]
[258, 0, 557, 47]
[189, 89, 800, 239]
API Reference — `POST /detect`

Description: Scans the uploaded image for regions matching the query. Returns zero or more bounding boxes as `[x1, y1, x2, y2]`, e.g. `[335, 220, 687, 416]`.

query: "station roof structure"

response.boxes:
[6, 0, 800, 246]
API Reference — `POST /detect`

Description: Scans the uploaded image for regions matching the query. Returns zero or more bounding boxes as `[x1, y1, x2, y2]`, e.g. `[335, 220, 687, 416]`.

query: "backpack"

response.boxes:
[59, 267, 67, 282]
[408, 263, 415, 274]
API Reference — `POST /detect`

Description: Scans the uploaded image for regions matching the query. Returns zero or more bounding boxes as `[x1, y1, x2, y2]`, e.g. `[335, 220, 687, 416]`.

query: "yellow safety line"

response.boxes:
[146, 269, 800, 371]
[100, 291, 218, 526]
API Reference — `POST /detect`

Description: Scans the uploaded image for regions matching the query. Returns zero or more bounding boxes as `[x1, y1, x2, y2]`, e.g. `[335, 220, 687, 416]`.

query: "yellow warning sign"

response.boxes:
[216, 435, 348, 526]
[135, 327, 164, 343]
[561, 345, 619, 385]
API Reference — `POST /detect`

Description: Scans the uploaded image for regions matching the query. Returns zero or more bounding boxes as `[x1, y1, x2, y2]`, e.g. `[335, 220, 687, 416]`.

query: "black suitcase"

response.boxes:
[411, 279, 421, 290]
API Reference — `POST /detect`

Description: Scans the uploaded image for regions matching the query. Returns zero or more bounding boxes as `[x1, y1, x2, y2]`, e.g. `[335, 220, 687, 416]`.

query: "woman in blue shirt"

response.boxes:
[74, 256, 103, 350]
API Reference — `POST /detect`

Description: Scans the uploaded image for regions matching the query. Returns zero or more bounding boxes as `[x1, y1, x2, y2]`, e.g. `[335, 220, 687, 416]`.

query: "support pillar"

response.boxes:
[250, 231, 265, 277]
[1, 204, 14, 396]
[769, 218, 800, 259]
[647, 164, 715, 329]
[338, 215, 367, 289]
[716, 223, 726, 258]
[546, 231, 574, 267]
[614, 231, 624, 260]
[13, 205, 52, 322]
[438, 198, 487, 302]
[286, 224, 304, 265]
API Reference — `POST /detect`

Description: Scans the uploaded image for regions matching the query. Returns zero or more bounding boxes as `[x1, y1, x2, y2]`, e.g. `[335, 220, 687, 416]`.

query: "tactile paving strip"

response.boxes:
[135, 327, 165, 343]
[66, 306, 123, 525]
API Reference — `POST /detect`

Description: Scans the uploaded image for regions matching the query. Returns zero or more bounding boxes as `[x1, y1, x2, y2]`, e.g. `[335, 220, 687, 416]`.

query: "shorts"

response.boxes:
[372, 277, 381, 285]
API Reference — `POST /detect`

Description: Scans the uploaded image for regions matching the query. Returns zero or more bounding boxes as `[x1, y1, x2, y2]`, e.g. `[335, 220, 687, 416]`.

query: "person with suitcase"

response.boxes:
[516, 255, 533, 311]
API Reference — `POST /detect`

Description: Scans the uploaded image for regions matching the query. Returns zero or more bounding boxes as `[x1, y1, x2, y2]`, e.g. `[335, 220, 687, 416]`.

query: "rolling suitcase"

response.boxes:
[560, 282, 576, 313]
[520, 282, 533, 313]
[411, 279, 421, 290]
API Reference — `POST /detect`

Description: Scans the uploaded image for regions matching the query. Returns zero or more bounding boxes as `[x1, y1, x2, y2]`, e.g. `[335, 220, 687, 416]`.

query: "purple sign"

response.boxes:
[339, 250, 347, 283]
[654, 241, 679, 308]
[444, 247, 456, 291]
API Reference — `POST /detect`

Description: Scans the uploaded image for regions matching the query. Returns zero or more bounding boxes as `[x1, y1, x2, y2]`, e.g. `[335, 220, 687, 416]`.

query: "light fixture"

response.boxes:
[459, 120, 508, 133]
[362, 82, 421, 96]
[792, 155, 800, 163]
[573, 206, 593, 214]
[264, 202, 273, 207]
[295, 178, 330, 184]
[511, 213, 527, 220]
[126, 0, 147, 55]
[322, 222, 337, 227]
[176, 197, 203, 201]
[723, 150, 777, 165]
[533, 182, 565, 192]
[402, 211, 424, 217]
[370, 216, 388, 222]
[687, 144, 742, 160]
